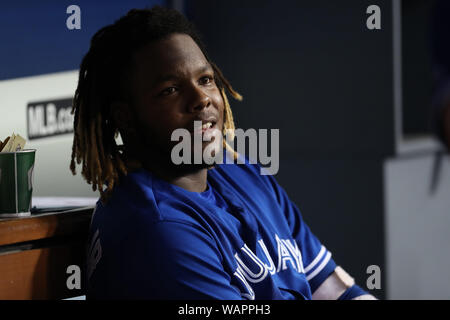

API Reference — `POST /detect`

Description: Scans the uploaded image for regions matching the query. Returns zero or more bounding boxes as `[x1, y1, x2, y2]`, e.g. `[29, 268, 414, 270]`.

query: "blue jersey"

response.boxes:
[86, 157, 337, 300]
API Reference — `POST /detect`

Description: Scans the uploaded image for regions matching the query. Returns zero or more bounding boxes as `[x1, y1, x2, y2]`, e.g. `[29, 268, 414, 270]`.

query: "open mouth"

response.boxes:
[191, 119, 218, 135]
[200, 121, 216, 133]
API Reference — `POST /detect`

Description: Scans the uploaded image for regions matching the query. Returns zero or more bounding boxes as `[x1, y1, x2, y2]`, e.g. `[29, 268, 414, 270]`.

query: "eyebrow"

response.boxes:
[152, 65, 213, 87]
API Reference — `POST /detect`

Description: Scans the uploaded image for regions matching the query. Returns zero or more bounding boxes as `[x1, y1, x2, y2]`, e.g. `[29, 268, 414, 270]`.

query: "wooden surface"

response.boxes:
[0, 207, 94, 300]
[0, 207, 93, 246]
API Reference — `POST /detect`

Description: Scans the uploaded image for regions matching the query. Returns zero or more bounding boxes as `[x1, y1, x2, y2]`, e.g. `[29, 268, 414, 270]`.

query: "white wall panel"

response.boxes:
[0, 70, 98, 198]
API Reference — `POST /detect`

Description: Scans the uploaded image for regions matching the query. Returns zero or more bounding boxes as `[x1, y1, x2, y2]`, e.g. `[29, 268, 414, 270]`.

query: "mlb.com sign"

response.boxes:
[27, 98, 74, 140]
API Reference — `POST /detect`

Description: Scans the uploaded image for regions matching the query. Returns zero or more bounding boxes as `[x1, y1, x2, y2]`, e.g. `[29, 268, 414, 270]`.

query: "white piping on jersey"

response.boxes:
[306, 251, 331, 281]
[304, 245, 326, 273]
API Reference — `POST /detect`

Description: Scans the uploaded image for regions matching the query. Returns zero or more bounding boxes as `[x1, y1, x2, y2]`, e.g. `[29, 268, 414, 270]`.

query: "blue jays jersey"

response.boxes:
[86, 156, 337, 300]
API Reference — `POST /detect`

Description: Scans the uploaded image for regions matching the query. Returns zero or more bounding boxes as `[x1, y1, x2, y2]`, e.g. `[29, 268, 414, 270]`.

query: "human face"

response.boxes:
[128, 33, 224, 167]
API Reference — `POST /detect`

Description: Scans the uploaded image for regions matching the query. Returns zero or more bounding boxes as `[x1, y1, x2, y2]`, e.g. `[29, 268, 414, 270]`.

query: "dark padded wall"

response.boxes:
[402, 0, 435, 135]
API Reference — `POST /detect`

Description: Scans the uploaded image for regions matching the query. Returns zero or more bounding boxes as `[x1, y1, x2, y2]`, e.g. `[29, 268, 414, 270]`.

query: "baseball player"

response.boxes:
[72, 6, 376, 300]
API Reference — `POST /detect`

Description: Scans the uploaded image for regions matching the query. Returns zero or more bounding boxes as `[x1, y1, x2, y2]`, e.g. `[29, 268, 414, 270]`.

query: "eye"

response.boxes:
[199, 76, 214, 85]
[160, 86, 177, 96]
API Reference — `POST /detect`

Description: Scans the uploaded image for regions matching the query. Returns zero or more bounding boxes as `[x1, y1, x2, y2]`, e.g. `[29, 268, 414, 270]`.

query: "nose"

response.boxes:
[187, 86, 211, 113]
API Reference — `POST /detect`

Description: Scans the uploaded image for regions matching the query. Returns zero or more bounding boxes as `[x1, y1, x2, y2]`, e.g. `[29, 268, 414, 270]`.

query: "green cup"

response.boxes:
[0, 149, 36, 217]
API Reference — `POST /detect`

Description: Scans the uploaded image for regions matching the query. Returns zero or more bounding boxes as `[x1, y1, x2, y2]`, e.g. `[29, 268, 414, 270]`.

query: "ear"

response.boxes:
[111, 101, 136, 135]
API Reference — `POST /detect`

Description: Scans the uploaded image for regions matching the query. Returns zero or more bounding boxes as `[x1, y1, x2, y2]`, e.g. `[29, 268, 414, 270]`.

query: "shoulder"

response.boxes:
[90, 169, 215, 239]
[96, 169, 163, 222]
[214, 153, 274, 187]
[212, 152, 283, 202]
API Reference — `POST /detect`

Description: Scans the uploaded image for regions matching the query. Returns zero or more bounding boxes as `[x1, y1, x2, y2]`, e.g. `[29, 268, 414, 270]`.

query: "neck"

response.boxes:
[124, 148, 209, 192]
[168, 169, 208, 192]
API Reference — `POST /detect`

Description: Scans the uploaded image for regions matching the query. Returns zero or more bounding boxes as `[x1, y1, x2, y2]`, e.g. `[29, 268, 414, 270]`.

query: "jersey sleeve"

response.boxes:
[261, 169, 337, 293]
[96, 217, 244, 300]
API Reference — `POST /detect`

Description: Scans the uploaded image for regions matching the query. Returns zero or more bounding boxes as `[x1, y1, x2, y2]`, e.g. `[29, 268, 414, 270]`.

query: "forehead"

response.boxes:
[131, 33, 209, 81]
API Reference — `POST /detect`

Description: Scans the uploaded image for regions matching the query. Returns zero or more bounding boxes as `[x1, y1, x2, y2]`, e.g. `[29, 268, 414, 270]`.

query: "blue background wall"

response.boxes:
[0, 0, 166, 80]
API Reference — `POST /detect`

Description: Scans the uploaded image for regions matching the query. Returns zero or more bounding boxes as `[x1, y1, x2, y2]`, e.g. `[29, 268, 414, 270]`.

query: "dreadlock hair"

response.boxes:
[70, 6, 242, 203]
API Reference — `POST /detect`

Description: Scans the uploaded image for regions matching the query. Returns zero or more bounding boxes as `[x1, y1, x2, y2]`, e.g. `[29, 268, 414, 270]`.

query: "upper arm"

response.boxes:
[257, 171, 378, 300]
[259, 170, 337, 292]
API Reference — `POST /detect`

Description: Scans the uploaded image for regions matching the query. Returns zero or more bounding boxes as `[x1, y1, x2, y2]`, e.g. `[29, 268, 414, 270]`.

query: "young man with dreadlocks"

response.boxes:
[72, 6, 375, 300]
